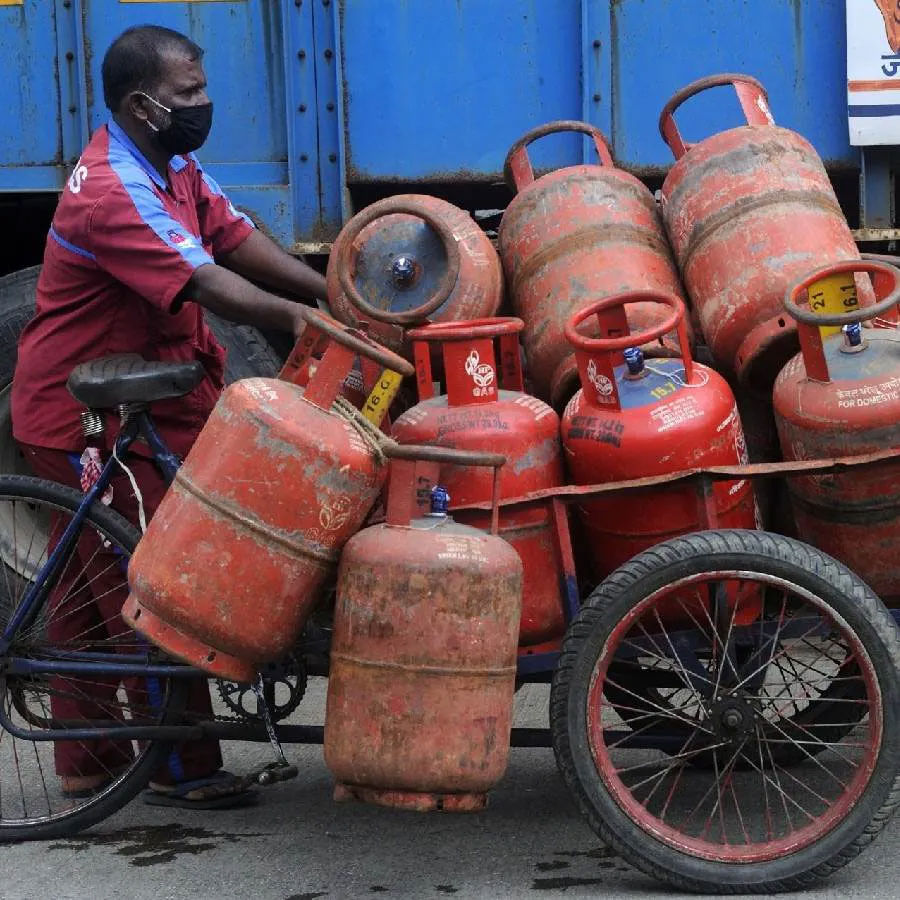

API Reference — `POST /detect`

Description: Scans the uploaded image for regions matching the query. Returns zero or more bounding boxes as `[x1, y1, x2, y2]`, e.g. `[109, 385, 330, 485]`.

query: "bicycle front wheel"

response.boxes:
[0, 474, 187, 840]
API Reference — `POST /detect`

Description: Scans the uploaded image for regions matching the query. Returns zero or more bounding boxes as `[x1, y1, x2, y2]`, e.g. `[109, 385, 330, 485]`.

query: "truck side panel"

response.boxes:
[0, 0, 862, 250]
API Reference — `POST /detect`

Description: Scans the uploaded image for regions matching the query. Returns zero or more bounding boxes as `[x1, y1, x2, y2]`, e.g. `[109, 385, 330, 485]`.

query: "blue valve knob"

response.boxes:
[429, 485, 450, 516]
[623, 346, 644, 375]
[391, 255, 416, 287]
[842, 322, 862, 347]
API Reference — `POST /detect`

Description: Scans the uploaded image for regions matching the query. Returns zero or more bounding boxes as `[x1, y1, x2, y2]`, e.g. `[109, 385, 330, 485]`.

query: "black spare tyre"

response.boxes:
[0, 264, 284, 587]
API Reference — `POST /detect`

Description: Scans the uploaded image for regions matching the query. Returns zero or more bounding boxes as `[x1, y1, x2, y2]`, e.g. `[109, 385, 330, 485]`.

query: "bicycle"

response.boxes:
[0, 352, 302, 839]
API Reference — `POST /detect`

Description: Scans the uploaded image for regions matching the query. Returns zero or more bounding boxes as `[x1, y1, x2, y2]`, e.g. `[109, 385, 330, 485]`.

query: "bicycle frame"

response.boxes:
[0, 408, 213, 744]
[1, 408, 177, 655]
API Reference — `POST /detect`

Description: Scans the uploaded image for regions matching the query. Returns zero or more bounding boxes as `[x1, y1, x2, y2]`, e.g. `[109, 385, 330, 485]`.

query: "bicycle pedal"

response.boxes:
[255, 763, 299, 786]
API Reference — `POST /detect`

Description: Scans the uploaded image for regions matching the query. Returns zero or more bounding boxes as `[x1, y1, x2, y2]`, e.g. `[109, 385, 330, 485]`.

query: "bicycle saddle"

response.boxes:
[66, 354, 205, 408]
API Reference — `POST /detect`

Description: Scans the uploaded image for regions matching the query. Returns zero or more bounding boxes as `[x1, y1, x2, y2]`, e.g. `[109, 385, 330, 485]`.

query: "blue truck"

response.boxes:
[0, 0, 888, 259]
[0, 0, 892, 471]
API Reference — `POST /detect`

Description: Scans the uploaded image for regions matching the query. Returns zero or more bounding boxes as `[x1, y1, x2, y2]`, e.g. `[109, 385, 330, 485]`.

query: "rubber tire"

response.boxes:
[0, 474, 187, 841]
[0, 264, 282, 379]
[0, 266, 283, 582]
[551, 529, 900, 894]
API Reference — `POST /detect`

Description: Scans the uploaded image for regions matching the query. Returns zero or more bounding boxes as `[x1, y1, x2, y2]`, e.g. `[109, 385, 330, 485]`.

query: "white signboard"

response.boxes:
[847, 0, 900, 144]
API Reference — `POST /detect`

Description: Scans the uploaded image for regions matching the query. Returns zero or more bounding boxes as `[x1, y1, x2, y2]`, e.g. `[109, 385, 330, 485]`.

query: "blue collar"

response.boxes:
[106, 119, 187, 187]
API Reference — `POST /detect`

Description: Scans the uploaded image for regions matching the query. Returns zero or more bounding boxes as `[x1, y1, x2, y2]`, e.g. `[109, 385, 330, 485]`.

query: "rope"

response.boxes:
[331, 396, 391, 465]
[644, 362, 703, 388]
[112, 442, 147, 533]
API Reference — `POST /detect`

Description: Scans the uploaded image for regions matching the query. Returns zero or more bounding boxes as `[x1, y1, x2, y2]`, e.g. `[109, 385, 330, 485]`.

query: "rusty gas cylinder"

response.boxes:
[497, 120, 691, 411]
[325, 444, 522, 811]
[774, 260, 900, 602]
[124, 310, 414, 683]
[561, 291, 758, 584]
[327, 194, 503, 357]
[391, 317, 565, 648]
[659, 73, 872, 391]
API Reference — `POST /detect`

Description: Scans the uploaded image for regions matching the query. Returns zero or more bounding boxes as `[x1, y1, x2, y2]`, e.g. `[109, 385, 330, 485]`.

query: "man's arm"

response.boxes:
[217, 229, 328, 306]
[187, 263, 307, 337]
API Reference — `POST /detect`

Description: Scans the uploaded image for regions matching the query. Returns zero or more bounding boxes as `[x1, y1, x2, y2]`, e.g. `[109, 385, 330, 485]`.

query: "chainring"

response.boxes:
[215, 654, 308, 723]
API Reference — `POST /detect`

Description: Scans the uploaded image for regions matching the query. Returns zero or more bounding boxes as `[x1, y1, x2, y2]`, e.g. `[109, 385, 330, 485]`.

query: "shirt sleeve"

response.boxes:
[191, 161, 255, 257]
[88, 183, 214, 312]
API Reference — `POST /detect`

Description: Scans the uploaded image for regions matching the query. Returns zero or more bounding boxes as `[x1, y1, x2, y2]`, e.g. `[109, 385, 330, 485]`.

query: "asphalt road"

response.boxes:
[1, 682, 898, 900]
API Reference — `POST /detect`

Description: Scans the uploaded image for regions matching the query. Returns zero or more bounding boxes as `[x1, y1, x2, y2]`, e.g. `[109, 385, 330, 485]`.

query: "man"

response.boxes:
[11, 24, 328, 807]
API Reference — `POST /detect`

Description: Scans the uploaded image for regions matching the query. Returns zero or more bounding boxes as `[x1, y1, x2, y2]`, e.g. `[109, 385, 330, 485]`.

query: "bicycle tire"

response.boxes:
[0, 474, 187, 841]
[551, 529, 900, 893]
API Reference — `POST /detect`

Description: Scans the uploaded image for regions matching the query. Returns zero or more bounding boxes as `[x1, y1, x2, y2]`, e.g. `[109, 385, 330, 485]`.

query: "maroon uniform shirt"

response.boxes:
[12, 119, 253, 456]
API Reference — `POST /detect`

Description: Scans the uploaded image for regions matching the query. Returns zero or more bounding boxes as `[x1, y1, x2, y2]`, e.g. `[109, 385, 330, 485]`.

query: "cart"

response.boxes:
[1, 332, 899, 895]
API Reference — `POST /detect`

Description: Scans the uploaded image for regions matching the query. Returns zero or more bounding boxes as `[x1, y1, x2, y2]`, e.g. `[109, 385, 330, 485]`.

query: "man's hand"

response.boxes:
[218, 229, 328, 309]
[187, 263, 310, 337]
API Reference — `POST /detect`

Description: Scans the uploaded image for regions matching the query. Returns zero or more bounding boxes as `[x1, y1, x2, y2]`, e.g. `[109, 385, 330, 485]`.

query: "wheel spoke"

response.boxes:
[755, 718, 775, 842]
[709, 581, 741, 696]
[756, 700, 866, 767]
[644, 728, 706, 812]
[732, 610, 826, 695]
[603, 676, 715, 734]
[739, 734, 825, 820]
[758, 716, 852, 789]
[0, 483, 183, 837]
[614, 740, 729, 780]
[647, 609, 712, 699]
[619, 635, 716, 691]
[673, 743, 745, 832]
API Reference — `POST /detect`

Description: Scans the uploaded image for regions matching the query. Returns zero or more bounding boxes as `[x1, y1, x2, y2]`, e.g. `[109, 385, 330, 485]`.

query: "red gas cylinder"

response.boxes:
[774, 259, 900, 601]
[280, 333, 401, 430]
[327, 195, 503, 357]
[124, 310, 414, 683]
[659, 73, 872, 391]
[561, 292, 758, 582]
[325, 445, 522, 811]
[391, 317, 565, 647]
[497, 120, 692, 411]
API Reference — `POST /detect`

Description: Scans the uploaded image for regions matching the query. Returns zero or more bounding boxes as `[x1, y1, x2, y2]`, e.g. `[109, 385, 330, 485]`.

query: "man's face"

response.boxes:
[151, 51, 210, 112]
[129, 50, 210, 131]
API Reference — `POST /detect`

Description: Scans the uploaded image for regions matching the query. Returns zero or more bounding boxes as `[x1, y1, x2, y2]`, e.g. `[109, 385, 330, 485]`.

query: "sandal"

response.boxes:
[142, 770, 259, 810]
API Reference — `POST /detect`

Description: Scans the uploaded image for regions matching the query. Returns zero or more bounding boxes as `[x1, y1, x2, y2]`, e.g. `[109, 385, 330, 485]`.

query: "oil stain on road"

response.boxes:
[48, 823, 266, 867]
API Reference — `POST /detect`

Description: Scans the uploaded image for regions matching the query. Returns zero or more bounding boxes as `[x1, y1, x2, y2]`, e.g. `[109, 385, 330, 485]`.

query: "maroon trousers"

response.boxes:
[19, 442, 222, 783]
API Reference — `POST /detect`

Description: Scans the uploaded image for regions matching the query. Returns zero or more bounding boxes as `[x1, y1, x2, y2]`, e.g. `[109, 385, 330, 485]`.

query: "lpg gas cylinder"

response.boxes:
[659, 74, 872, 391]
[327, 195, 503, 357]
[124, 310, 414, 683]
[774, 260, 900, 601]
[561, 291, 757, 582]
[325, 446, 522, 812]
[497, 120, 692, 411]
[391, 317, 565, 647]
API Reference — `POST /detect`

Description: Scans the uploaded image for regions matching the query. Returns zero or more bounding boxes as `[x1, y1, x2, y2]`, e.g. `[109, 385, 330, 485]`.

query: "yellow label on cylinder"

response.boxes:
[362, 369, 403, 426]
[807, 272, 860, 337]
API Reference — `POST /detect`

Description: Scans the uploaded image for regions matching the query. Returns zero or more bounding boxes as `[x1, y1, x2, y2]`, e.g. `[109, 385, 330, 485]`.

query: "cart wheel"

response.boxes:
[551, 530, 900, 893]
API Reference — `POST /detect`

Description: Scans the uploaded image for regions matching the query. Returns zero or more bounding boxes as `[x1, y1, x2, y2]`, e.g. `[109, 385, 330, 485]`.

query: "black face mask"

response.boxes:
[140, 93, 213, 155]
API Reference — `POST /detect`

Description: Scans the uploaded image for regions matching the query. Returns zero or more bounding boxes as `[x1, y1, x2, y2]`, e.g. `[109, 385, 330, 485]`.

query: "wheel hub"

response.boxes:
[710, 695, 757, 742]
